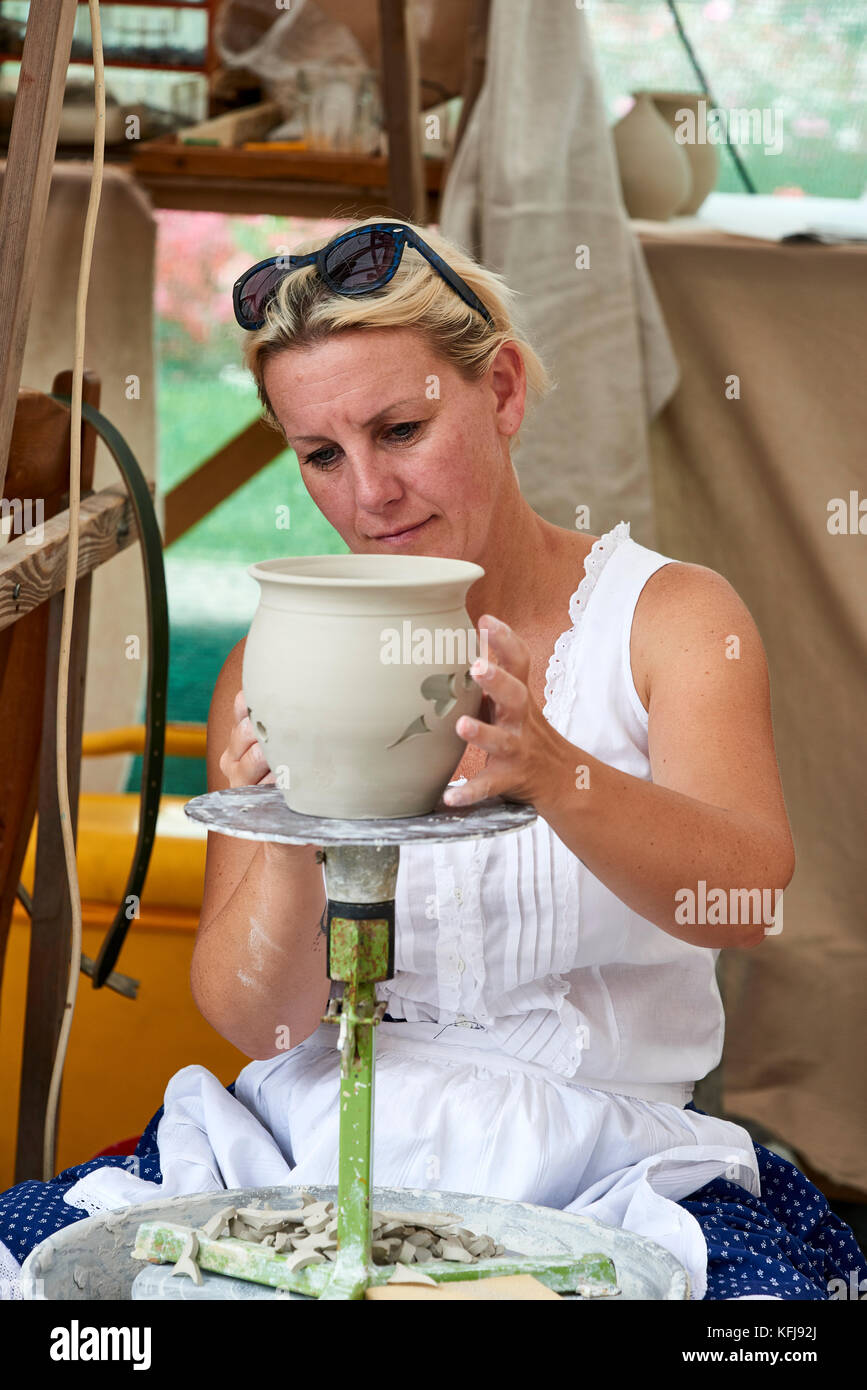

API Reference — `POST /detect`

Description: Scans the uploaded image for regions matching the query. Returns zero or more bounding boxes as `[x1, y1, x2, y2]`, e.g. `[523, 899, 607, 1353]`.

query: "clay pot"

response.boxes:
[642, 91, 719, 214]
[243, 553, 485, 819]
[612, 92, 692, 221]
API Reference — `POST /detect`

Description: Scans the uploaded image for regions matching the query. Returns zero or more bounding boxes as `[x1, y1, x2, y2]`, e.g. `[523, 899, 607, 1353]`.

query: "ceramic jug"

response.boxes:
[642, 91, 719, 214]
[613, 91, 692, 221]
[243, 553, 485, 819]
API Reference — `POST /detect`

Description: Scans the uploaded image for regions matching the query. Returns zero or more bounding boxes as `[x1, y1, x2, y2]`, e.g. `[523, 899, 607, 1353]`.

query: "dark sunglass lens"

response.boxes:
[323, 230, 396, 289]
[239, 265, 286, 323]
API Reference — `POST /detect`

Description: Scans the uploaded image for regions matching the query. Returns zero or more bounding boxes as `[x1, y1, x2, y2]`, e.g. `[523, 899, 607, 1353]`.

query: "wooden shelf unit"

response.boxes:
[0, 0, 219, 80]
[3, 1, 448, 224]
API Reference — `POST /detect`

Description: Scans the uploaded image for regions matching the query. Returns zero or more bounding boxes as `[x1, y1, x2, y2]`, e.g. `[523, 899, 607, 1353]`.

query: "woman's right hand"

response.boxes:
[218, 689, 275, 788]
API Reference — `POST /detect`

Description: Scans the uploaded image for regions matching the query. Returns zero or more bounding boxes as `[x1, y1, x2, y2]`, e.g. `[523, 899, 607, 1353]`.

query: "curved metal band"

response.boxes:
[50, 393, 168, 990]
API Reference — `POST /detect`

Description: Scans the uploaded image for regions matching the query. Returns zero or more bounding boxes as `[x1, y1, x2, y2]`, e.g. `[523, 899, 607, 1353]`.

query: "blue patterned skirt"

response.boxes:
[1, 1094, 864, 1300]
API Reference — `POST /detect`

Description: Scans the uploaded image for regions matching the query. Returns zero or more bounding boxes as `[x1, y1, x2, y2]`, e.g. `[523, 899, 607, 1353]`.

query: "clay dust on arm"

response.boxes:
[190, 642, 330, 1058]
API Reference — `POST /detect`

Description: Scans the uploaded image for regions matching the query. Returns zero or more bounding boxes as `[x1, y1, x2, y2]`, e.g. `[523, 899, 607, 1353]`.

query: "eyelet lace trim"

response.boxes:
[62, 1191, 112, 1217]
[0, 1238, 23, 1299]
[543, 521, 632, 725]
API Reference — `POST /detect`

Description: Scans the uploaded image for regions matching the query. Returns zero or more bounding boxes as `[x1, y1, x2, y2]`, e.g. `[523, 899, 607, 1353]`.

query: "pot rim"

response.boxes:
[248, 553, 485, 589]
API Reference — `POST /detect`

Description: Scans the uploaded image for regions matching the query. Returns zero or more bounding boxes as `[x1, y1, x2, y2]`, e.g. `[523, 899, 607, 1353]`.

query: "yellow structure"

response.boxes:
[0, 727, 249, 1187]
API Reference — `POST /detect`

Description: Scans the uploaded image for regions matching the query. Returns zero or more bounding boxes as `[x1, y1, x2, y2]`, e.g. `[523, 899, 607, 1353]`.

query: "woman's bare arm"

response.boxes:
[189, 637, 330, 1059]
[447, 562, 795, 949]
[542, 562, 796, 948]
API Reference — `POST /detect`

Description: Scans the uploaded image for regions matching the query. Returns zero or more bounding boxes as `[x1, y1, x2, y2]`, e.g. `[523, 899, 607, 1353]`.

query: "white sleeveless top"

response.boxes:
[50, 521, 763, 1305]
[379, 520, 723, 1106]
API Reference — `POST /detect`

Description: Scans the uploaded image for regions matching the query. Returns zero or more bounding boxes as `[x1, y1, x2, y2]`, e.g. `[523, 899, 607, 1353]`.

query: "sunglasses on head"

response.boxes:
[232, 222, 493, 331]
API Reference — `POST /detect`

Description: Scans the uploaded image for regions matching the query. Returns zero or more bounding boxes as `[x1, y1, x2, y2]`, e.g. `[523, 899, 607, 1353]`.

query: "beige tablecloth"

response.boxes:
[640, 222, 867, 1194]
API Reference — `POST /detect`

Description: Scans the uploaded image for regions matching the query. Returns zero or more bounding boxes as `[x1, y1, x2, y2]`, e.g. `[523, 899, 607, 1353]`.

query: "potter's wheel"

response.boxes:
[20, 1185, 689, 1300]
[183, 785, 537, 844]
[164, 790, 686, 1300]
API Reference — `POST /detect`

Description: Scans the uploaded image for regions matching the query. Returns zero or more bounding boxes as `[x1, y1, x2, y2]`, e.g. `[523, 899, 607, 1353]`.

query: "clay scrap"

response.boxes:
[194, 1194, 506, 1266]
[171, 1230, 203, 1286]
[386, 1262, 438, 1286]
[199, 1205, 237, 1240]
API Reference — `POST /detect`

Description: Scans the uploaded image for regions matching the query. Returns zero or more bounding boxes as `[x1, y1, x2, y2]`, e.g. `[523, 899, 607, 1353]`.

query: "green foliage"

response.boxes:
[160, 378, 346, 563]
[591, 1, 865, 199]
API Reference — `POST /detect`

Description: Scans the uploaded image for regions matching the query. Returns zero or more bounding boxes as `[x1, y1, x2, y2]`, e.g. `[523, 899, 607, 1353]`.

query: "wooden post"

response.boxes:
[0, 0, 77, 496]
[14, 368, 99, 1183]
[444, 0, 491, 188]
[378, 0, 426, 223]
[14, 576, 92, 1182]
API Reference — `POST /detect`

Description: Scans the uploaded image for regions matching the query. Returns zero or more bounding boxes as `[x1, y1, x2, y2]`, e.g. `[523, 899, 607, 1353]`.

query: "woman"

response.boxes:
[1, 218, 863, 1302]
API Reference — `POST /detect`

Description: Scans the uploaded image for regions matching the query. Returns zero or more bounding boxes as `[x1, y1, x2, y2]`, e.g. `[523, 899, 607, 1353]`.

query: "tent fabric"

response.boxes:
[438, 0, 680, 548]
[641, 222, 867, 1196]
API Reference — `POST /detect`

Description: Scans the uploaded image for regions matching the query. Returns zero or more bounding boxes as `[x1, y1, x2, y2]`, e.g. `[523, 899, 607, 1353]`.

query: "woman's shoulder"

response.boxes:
[629, 556, 765, 715]
[632, 554, 755, 637]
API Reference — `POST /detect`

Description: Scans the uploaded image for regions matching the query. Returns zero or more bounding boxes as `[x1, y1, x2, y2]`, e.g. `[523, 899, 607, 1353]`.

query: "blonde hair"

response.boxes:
[240, 215, 554, 452]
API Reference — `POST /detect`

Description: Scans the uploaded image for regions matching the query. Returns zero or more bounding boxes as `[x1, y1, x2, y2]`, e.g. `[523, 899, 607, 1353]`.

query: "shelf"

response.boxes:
[130, 139, 446, 217]
[74, 57, 206, 72]
[0, 142, 138, 161]
[133, 139, 445, 188]
[0, 0, 217, 73]
[0, 51, 207, 71]
[75, 1, 209, 7]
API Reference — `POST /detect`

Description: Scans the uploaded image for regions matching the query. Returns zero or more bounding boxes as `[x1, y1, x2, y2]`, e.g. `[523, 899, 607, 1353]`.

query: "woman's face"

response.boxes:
[263, 326, 525, 562]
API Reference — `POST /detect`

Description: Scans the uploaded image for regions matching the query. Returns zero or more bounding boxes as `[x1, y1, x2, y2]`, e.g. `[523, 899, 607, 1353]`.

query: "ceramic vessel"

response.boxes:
[242, 554, 485, 819]
[612, 92, 692, 221]
[642, 91, 719, 214]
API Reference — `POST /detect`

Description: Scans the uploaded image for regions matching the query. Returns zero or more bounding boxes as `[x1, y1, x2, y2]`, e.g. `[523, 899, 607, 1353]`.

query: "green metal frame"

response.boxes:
[132, 1221, 620, 1297]
[319, 910, 391, 1299]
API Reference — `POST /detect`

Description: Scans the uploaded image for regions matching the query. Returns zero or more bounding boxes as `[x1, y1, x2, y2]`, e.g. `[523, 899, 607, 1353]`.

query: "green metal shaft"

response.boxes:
[320, 976, 376, 1299]
[320, 909, 392, 1300]
[337, 977, 375, 1251]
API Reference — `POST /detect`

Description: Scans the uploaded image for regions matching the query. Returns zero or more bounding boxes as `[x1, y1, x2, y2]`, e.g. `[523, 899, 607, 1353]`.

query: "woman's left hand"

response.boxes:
[443, 615, 568, 810]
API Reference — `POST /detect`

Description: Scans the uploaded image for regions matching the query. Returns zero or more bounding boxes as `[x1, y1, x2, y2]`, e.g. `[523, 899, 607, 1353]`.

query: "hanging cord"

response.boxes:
[42, 0, 106, 1181]
[664, 0, 758, 195]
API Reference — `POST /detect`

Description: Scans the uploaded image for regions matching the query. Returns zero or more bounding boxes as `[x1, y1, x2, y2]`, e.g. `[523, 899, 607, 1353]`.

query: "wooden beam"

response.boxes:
[132, 177, 422, 220]
[0, 483, 148, 635]
[13, 367, 98, 1183]
[163, 417, 285, 547]
[129, 143, 446, 219]
[0, 372, 102, 987]
[443, 0, 491, 187]
[132, 143, 426, 188]
[15, 572, 92, 1182]
[0, 0, 78, 496]
[378, 0, 427, 222]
